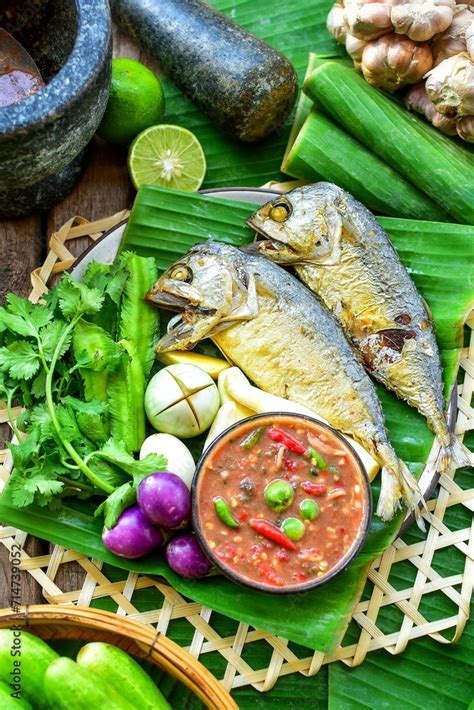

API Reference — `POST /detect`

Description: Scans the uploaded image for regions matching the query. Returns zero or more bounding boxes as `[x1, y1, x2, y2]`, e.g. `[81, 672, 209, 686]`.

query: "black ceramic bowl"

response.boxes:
[192, 412, 372, 594]
[0, 0, 111, 217]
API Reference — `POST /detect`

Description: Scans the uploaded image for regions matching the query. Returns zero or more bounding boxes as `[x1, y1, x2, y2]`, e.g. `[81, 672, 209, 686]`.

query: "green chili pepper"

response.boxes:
[240, 426, 264, 450]
[213, 496, 240, 528]
[264, 479, 294, 513]
[306, 447, 327, 469]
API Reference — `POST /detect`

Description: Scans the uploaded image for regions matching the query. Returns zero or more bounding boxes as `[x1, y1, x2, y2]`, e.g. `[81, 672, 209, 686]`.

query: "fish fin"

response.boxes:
[376, 446, 426, 526]
[437, 435, 472, 472]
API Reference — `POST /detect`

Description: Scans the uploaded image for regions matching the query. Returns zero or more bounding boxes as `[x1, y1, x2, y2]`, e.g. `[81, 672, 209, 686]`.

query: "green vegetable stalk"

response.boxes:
[303, 59, 474, 224]
[282, 108, 449, 221]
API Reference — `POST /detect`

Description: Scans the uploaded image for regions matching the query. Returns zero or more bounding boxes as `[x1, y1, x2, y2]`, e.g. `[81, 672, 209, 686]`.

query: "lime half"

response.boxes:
[128, 125, 206, 192]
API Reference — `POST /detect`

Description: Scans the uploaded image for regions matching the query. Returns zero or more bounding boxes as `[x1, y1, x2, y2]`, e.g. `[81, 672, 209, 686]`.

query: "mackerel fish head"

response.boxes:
[246, 182, 345, 265]
[146, 242, 258, 351]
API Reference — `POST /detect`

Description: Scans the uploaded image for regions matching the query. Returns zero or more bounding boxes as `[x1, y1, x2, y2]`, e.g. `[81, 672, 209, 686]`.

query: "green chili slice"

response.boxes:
[214, 496, 240, 528]
[307, 447, 327, 469]
[240, 426, 264, 450]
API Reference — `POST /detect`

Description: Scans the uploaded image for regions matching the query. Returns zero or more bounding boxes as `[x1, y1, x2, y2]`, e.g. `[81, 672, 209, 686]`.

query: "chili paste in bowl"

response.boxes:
[192, 413, 372, 593]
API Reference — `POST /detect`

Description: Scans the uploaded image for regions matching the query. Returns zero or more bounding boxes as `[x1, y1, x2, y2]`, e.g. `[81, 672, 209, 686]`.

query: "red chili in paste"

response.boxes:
[194, 414, 370, 591]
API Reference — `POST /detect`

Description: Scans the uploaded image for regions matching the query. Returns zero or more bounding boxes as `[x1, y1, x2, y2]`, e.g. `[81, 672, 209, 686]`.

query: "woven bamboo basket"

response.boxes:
[0, 208, 473, 693]
[0, 604, 238, 710]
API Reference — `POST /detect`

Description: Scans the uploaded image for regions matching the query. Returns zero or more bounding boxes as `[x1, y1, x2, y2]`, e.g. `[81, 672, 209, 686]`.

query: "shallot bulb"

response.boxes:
[361, 33, 433, 91]
[327, 1, 349, 44]
[425, 52, 474, 116]
[431, 5, 474, 64]
[391, 0, 456, 42]
[456, 114, 474, 139]
[404, 83, 458, 134]
[345, 0, 394, 41]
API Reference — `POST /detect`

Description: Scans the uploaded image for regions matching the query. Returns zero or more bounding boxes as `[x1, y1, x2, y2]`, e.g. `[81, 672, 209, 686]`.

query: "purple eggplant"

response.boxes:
[102, 505, 163, 559]
[166, 533, 211, 579]
[137, 472, 191, 529]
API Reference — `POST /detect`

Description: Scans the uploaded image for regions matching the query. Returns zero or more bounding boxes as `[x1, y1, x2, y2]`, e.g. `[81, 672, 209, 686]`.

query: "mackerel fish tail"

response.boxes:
[375, 441, 424, 524]
[437, 435, 472, 473]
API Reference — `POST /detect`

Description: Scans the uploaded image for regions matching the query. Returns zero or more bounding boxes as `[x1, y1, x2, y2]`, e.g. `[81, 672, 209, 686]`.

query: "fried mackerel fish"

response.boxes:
[247, 182, 471, 473]
[146, 241, 421, 522]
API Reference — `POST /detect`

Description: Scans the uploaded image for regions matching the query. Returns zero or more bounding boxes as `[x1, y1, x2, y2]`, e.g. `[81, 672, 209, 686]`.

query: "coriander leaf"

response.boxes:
[30, 369, 47, 398]
[84, 255, 130, 306]
[62, 396, 109, 445]
[0, 341, 40, 380]
[8, 429, 40, 472]
[6, 470, 64, 508]
[90, 437, 167, 486]
[88, 458, 130, 490]
[29, 403, 54, 434]
[57, 275, 104, 319]
[95, 481, 136, 529]
[62, 396, 108, 416]
[0, 294, 52, 337]
[40, 320, 72, 361]
[55, 405, 82, 443]
[32, 479, 64, 507]
[72, 320, 122, 372]
[7, 472, 35, 507]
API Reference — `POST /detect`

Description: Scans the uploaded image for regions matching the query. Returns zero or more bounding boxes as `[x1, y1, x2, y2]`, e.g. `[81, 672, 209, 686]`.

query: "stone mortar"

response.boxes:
[0, 0, 112, 218]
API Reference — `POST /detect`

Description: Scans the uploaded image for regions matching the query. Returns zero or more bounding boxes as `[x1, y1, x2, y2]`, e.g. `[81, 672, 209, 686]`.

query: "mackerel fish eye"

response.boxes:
[270, 200, 292, 223]
[170, 264, 193, 282]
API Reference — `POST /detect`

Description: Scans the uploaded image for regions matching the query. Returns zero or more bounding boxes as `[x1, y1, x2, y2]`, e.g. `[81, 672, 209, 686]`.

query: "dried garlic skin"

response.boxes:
[345, 33, 368, 68]
[456, 113, 474, 139]
[431, 5, 474, 64]
[345, 0, 394, 41]
[391, 0, 456, 42]
[466, 21, 474, 57]
[327, 1, 349, 44]
[425, 52, 474, 116]
[361, 33, 433, 91]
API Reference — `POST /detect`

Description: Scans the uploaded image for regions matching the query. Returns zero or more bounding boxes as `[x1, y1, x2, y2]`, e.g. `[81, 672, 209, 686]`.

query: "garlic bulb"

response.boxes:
[391, 0, 456, 42]
[456, 114, 474, 139]
[467, 19, 474, 57]
[361, 33, 433, 91]
[404, 83, 458, 133]
[327, 1, 349, 44]
[346, 33, 368, 68]
[425, 52, 474, 116]
[431, 110, 459, 133]
[345, 0, 393, 41]
[431, 5, 474, 64]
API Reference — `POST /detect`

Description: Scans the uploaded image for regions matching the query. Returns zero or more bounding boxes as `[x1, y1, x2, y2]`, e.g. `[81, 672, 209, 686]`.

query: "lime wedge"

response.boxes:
[128, 125, 206, 192]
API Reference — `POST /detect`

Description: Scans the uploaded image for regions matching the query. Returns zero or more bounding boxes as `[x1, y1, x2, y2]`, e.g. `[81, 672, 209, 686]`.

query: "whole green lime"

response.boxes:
[97, 58, 165, 145]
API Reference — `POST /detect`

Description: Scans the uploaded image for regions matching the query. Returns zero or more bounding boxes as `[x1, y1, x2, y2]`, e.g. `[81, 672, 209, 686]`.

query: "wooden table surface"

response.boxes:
[0, 29, 153, 608]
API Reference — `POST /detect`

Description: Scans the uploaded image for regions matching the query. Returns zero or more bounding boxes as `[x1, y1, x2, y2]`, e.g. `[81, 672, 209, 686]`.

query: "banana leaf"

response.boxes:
[1, 187, 472, 655]
[160, 0, 344, 189]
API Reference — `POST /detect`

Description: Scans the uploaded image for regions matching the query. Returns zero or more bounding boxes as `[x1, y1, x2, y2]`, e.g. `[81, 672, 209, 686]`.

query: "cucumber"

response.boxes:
[77, 642, 171, 710]
[44, 657, 134, 710]
[0, 680, 32, 709]
[111, 0, 298, 142]
[0, 629, 58, 709]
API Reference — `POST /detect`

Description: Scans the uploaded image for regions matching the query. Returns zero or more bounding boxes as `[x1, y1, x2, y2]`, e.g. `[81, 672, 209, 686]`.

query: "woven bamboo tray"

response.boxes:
[0, 604, 237, 709]
[0, 211, 473, 694]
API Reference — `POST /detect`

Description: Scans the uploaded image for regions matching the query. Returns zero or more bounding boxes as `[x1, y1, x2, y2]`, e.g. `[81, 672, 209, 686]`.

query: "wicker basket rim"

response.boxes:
[0, 604, 237, 710]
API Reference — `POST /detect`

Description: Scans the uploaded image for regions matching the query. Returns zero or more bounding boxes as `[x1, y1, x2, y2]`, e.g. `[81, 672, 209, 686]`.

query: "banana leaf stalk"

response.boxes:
[303, 60, 474, 224]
